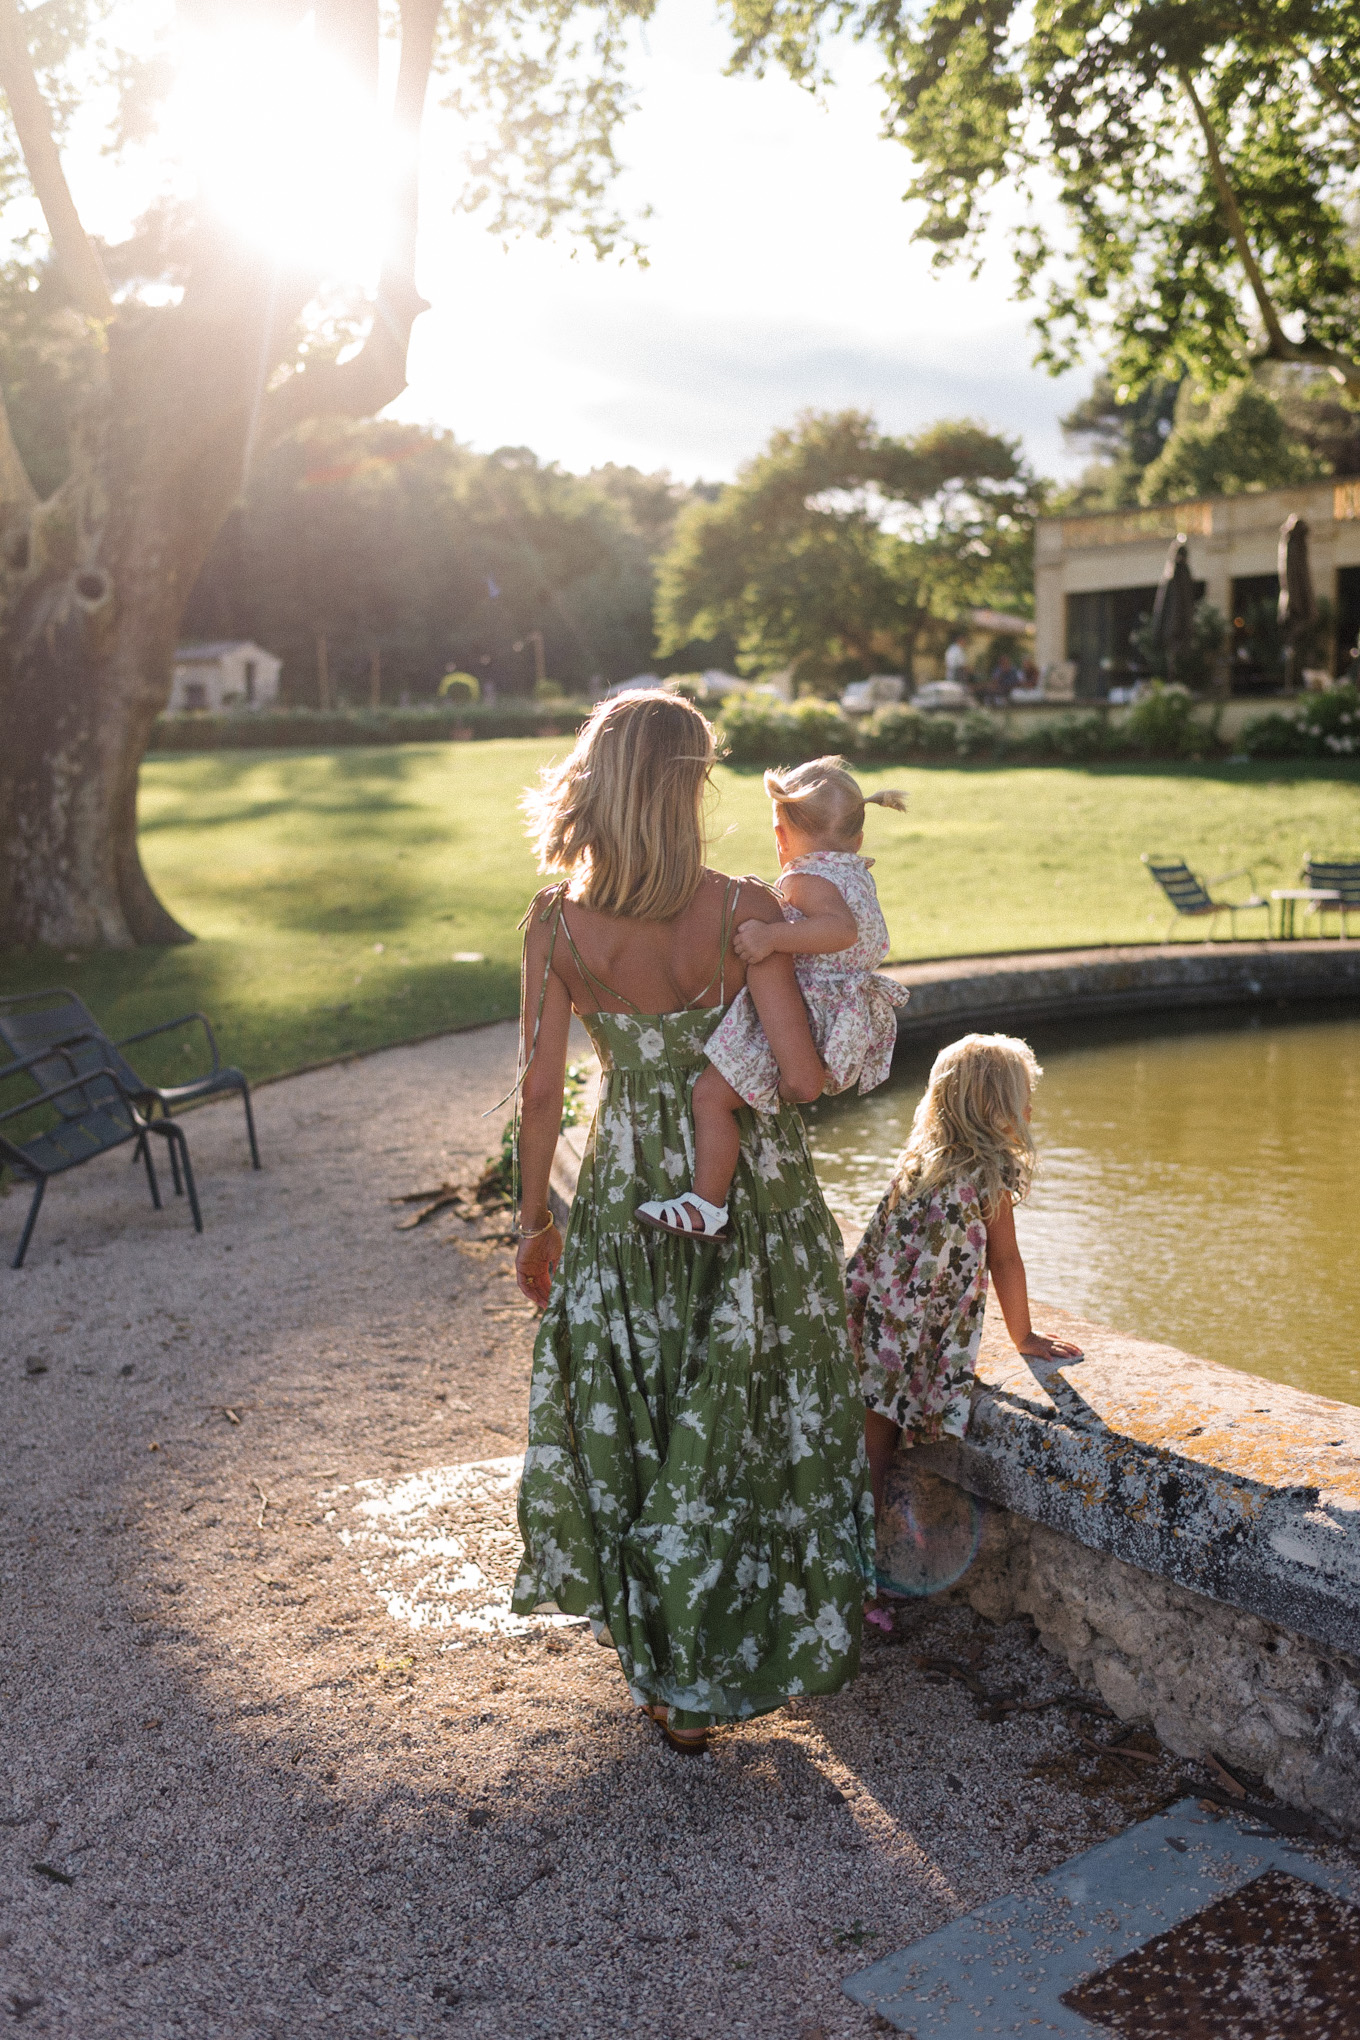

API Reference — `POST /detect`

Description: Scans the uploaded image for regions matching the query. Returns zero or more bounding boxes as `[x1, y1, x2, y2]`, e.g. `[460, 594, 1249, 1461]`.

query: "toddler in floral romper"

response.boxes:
[637, 756, 909, 1241]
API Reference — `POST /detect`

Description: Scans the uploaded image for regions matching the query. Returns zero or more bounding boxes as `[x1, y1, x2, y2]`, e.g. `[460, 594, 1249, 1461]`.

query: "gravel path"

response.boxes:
[2, 1027, 1190, 2039]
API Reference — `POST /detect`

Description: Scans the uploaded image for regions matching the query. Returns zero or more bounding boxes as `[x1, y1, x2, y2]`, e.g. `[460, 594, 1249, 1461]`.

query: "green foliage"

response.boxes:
[655, 409, 1038, 688]
[1128, 600, 1227, 691]
[1138, 384, 1324, 504]
[718, 693, 854, 764]
[148, 703, 590, 752]
[439, 672, 481, 703]
[1242, 686, 1360, 758]
[1121, 684, 1212, 759]
[1009, 713, 1117, 764]
[723, 1, 1360, 398]
[183, 423, 705, 700]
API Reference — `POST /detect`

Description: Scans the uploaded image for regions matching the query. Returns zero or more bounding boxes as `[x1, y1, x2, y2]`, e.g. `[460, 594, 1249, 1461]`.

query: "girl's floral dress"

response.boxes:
[846, 1174, 990, 1443]
[511, 891, 875, 1733]
[705, 851, 908, 1115]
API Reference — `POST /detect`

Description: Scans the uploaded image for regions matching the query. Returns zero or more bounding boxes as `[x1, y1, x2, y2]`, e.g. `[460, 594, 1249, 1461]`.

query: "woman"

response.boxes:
[510, 692, 874, 1753]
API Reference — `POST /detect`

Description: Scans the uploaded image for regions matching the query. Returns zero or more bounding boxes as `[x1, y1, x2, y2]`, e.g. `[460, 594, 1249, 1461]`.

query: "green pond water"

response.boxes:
[805, 1005, 1360, 1409]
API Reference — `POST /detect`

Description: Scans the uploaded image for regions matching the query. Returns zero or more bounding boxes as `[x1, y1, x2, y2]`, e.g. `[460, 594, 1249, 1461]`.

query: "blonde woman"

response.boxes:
[509, 693, 874, 1754]
[847, 1033, 1083, 1533]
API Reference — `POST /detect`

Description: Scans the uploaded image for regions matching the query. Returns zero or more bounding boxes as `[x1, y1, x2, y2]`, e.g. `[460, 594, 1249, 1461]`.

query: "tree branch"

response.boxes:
[1178, 63, 1360, 394]
[1313, 59, 1360, 142]
[257, 0, 437, 444]
[0, 0, 112, 320]
[0, 377, 36, 520]
[1178, 65, 1290, 357]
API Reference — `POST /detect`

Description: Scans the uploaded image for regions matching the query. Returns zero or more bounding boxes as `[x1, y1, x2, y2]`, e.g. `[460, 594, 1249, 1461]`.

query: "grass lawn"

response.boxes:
[2, 740, 1358, 1087]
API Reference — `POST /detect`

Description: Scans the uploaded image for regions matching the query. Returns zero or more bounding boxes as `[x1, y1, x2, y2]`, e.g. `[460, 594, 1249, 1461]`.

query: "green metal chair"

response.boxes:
[0, 987, 259, 1173]
[1141, 856, 1271, 941]
[0, 1040, 202, 1268]
[1301, 856, 1360, 938]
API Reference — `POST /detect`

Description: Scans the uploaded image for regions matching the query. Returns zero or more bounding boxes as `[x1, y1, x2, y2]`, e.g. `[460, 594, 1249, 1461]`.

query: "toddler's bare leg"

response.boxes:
[691, 1065, 745, 1209]
[864, 1410, 902, 1526]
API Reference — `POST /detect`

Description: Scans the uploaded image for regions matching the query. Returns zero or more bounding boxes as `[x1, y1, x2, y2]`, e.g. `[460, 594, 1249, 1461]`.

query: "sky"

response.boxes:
[395, 1, 1092, 484]
[42, 0, 1093, 489]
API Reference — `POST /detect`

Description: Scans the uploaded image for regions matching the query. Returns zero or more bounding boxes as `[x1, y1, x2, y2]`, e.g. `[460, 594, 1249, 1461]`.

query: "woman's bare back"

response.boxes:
[547, 868, 781, 1017]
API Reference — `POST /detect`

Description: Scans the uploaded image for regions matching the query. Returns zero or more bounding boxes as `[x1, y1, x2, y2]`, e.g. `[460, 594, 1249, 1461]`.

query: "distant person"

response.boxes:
[846, 1033, 1082, 1620]
[989, 652, 1021, 696]
[637, 757, 909, 1241]
[511, 693, 873, 1753]
[943, 632, 970, 692]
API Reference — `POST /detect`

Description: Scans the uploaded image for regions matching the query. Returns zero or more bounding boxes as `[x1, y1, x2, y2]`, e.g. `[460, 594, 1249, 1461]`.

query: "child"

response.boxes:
[846, 1032, 1083, 1533]
[636, 755, 909, 1241]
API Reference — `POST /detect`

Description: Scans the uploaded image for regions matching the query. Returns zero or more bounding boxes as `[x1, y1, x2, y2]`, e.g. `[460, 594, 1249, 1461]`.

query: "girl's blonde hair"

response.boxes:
[522, 691, 716, 921]
[889, 1033, 1042, 1222]
[763, 754, 906, 845]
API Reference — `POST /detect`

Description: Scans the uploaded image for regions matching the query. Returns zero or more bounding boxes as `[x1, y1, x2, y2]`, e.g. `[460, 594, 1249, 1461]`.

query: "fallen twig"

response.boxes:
[913, 1654, 1113, 1722]
[497, 1860, 554, 1906]
[1180, 1778, 1327, 1840]
[252, 1481, 270, 1529]
[1204, 1752, 1248, 1798]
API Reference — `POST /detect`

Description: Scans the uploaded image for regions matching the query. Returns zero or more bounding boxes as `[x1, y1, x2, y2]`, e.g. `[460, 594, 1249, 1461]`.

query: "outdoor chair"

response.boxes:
[0, 988, 259, 1171]
[1141, 856, 1271, 941]
[1302, 856, 1360, 939]
[0, 1039, 202, 1268]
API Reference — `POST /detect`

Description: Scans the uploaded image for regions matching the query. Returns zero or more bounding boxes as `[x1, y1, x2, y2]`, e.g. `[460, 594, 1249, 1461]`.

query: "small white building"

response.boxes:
[169, 640, 282, 713]
[1034, 482, 1360, 696]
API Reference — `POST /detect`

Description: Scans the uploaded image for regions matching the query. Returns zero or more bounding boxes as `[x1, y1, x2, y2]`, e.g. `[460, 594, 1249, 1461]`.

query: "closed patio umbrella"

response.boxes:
[1150, 535, 1196, 683]
[1278, 514, 1316, 691]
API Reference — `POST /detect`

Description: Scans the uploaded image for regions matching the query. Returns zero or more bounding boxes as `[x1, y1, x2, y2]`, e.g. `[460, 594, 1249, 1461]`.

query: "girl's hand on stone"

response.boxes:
[1018, 1331, 1084, 1361]
[516, 1219, 562, 1308]
[733, 917, 777, 964]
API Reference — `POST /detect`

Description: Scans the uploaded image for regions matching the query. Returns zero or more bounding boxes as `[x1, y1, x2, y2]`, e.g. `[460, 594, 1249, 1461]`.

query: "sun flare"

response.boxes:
[159, 18, 398, 281]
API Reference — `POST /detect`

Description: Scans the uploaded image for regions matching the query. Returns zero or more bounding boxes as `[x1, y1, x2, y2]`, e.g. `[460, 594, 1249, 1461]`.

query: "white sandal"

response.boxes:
[636, 1192, 730, 1242]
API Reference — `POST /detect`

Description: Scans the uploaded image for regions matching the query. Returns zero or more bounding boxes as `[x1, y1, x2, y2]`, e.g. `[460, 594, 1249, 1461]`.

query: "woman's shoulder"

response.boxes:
[701, 867, 784, 922]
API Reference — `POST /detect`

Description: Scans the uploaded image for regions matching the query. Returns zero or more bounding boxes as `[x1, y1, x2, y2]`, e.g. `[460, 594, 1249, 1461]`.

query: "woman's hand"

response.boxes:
[733, 917, 778, 964]
[1017, 1331, 1084, 1361]
[516, 1219, 562, 1308]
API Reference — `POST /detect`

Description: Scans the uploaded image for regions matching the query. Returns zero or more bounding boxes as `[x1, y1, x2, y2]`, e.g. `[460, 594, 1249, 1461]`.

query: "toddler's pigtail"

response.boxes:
[864, 790, 908, 813]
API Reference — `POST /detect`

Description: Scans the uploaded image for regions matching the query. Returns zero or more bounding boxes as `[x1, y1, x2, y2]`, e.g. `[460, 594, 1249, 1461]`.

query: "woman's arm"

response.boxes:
[984, 1196, 1083, 1360]
[515, 897, 572, 1307]
[733, 872, 857, 964]
[734, 880, 827, 1105]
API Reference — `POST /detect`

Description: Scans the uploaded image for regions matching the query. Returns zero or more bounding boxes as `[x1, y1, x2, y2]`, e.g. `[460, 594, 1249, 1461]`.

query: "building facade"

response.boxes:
[1035, 481, 1360, 697]
[169, 641, 282, 713]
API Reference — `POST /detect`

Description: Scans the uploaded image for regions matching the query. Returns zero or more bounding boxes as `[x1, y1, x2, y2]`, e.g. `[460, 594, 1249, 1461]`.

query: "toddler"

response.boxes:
[637, 755, 908, 1241]
[846, 1032, 1083, 1542]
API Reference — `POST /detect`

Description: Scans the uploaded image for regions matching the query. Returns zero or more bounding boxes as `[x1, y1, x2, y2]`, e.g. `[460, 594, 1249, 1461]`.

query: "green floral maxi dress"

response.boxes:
[510, 898, 875, 1732]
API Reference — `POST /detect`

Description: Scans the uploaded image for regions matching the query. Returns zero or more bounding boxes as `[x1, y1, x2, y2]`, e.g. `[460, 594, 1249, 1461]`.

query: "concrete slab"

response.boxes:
[842, 1797, 1355, 2037]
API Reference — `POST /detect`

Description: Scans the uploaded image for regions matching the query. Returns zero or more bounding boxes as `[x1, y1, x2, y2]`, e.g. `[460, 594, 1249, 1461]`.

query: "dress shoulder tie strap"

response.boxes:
[556, 900, 643, 1016]
[685, 875, 743, 1010]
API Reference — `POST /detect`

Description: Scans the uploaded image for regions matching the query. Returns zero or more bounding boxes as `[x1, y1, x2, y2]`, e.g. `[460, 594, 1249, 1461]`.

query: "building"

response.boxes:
[169, 641, 282, 713]
[1034, 481, 1360, 697]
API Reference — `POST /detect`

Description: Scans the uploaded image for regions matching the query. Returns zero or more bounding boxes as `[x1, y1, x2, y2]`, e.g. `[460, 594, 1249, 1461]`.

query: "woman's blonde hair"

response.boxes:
[889, 1033, 1042, 1222]
[763, 754, 906, 845]
[522, 691, 716, 921]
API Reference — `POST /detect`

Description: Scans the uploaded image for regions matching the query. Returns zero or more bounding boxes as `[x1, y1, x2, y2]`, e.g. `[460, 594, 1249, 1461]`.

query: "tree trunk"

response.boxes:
[0, 304, 272, 947]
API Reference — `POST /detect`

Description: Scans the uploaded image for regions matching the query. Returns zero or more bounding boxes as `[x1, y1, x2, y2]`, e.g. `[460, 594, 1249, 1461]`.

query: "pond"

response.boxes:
[806, 1005, 1360, 1409]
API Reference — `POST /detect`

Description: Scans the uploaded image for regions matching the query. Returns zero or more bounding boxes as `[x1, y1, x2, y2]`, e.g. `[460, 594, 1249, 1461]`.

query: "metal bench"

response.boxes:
[0, 988, 259, 1172]
[1141, 856, 1271, 941]
[0, 1040, 202, 1268]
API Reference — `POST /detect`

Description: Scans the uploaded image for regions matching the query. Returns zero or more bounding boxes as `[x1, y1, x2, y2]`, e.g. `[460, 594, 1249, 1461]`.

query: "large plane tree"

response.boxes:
[725, 0, 1360, 396]
[0, 0, 650, 948]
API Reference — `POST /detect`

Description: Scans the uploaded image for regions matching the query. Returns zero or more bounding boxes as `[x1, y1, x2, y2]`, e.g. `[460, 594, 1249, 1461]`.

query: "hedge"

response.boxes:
[148, 700, 591, 751]
[145, 684, 1360, 766]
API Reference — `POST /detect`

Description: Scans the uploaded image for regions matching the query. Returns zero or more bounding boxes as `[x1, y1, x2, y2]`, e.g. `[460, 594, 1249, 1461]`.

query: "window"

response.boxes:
[243, 659, 257, 702]
[183, 680, 207, 711]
